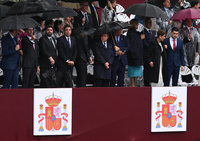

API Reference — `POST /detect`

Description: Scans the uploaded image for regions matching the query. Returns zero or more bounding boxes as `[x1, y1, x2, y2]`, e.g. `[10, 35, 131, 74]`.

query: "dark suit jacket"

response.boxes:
[76, 36, 90, 63]
[111, 34, 129, 67]
[39, 35, 57, 69]
[57, 35, 77, 70]
[21, 36, 39, 69]
[164, 38, 185, 67]
[146, 40, 167, 83]
[74, 11, 93, 28]
[93, 40, 114, 79]
[0, 33, 20, 70]
[143, 28, 156, 58]
[89, 4, 100, 28]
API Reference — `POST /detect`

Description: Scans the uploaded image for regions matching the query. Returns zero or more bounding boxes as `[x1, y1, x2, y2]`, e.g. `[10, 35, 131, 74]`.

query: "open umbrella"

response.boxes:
[94, 21, 131, 37]
[170, 8, 200, 20]
[6, 1, 57, 16]
[0, 15, 40, 30]
[72, 26, 96, 37]
[124, 3, 168, 19]
[0, 1, 16, 7]
[42, 5, 78, 20]
[0, 5, 10, 17]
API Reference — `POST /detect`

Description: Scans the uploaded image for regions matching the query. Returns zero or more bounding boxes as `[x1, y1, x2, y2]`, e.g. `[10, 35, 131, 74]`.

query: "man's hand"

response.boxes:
[49, 57, 55, 65]
[181, 66, 185, 71]
[68, 61, 74, 66]
[117, 50, 125, 56]
[105, 62, 109, 69]
[114, 45, 120, 52]
[82, 17, 86, 25]
[89, 57, 93, 64]
[37, 66, 40, 74]
[15, 45, 20, 51]
[149, 62, 153, 68]
[189, 33, 192, 41]
[141, 34, 145, 40]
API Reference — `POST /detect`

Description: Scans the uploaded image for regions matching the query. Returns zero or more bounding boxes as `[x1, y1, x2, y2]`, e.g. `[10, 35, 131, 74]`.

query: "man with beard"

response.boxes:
[39, 26, 57, 87]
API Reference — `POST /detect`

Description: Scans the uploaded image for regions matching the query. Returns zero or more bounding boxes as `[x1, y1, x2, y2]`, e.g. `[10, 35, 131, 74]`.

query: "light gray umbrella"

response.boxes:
[0, 15, 40, 30]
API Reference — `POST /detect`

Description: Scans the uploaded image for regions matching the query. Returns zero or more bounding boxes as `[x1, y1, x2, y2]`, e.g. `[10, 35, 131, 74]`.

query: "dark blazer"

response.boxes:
[57, 35, 77, 70]
[89, 4, 100, 28]
[146, 40, 167, 83]
[0, 33, 20, 70]
[127, 28, 143, 66]
[164, 38, 185, 67]
[21, 36, 39, 69]
[76, 36, 90, 63]
[111, 34, 129, 67]
[74, 11, 93, 28]
[93, 40, 114, 79]
[39, 35, 57, 69]
[143, 28, 156, 58]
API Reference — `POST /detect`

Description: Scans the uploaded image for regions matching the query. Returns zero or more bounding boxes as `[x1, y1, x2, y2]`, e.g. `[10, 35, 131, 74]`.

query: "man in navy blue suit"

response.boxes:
[143, 18, 156, 86]
[74, 1, 93, 28]
[92, 33, 114, 87]
[0, 30, 20, 88]
[110, 28, 129, 87]
[164, 27, 185, 86]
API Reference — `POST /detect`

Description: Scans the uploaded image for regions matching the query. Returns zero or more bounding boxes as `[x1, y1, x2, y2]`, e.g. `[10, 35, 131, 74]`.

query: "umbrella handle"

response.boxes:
[111, 33, 116, 46]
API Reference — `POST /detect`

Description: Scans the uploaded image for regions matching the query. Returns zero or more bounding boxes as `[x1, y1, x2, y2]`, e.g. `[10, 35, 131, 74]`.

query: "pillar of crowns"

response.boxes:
[178, 102, 182, 128]
[156, 102, 161, 128]
[39, 104, 44, 132]
[62, 104, 68, 131]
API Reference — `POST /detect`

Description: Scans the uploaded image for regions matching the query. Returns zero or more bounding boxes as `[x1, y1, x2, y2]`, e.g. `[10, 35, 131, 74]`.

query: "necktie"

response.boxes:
[67, 37, 71, 48]
[173, 39, 176, 51]
[104, 42, 107, 48]
[50, 38, 55, 48]
[149, 30, 153, 38]
[85, 14, 88, 25]
[33, 43, 35, 50]
[13, 37, 16, 46]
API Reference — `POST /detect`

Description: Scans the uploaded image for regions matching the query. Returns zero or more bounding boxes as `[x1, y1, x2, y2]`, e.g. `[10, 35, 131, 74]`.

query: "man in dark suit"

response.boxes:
[93, 33, 114, 87]
[110, 29, 129, 87]
[39, 25, 57, 87]
[143, 18, 156, 86]
[164, 27, 185, 86]
[57, 25, 77, 87]
[21, 28, 39, 88]
[89, 1, 101, 28]
[75, 35, 92, 87]
[74, 1, 93, 28]
[0, 30, 20, 88]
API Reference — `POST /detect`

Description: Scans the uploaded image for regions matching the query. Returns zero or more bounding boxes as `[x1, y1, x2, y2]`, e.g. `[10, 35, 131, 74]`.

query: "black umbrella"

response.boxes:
[42, 5, 78, 20]
[58, 0, 93, 2]
[94, 21, 131, 37]
[6, 1, 57, 16]
[0, 5, 10, 17]
[0, 1, 16, 7]
[124, 3, 168, 19]
[0, 15, 40, 30]
[72, 26, 96, 37]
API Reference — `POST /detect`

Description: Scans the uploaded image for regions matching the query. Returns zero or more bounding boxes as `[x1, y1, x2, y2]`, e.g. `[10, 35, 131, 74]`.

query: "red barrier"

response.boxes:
[0, 87, 200, 141]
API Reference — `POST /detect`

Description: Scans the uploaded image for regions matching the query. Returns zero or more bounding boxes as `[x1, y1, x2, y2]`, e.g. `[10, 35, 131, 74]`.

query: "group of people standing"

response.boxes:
[0, 0, 199, 88]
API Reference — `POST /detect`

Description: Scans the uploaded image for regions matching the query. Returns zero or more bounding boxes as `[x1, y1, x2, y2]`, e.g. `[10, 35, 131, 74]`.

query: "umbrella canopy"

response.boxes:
[94, 21, 131, 37]
[124, 3, 168, 19]
[196, 22, 200, 28]
[0, 5, 10, 17]
[72, 26, 96, 37]
[0, 1, 15, 7]
[42, 5, 78, 20]
[0, 15, 40, 30]
[58, 0, 93, 2]
[170, 8, 200, 20]
[6, 1, 57, 16]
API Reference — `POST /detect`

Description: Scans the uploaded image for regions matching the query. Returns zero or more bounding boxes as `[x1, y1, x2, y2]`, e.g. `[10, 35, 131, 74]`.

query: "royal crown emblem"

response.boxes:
[38, 92, 68, 132]
[155, 91, 183, 128]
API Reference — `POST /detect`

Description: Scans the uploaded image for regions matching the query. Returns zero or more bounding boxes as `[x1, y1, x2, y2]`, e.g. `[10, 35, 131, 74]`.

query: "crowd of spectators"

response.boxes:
[0, 0, 200, 88]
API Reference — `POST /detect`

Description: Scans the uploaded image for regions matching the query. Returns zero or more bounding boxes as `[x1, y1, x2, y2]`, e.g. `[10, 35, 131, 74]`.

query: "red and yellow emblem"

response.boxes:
[38, 93, 68, 132]
[155, 91, 183, 128]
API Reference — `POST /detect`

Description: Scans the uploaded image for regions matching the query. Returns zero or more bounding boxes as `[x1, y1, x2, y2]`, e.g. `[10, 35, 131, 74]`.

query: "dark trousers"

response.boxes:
[143, 60, 150, 86]
[58, 68, 73, 88]
[2, 67, 19, 88]
[164, 64, 180, 86]
[22, 67, 36, 88]
[95, 78, 110, 87]
[75, 59, 87, 87]
[111, 60, 125, 87]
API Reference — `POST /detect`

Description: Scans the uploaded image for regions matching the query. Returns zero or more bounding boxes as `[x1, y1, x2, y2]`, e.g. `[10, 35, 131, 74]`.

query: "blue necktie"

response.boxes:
[67, 37, 71, 48]
[13, 38, 16, 46]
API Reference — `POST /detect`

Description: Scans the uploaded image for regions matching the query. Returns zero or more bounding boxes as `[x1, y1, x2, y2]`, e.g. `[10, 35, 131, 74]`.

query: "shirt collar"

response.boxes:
[170, 37, 177, 41]
[9, 32, 14, 38]
[27, 35, 35, 43]
[81, 11, 87, 15]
